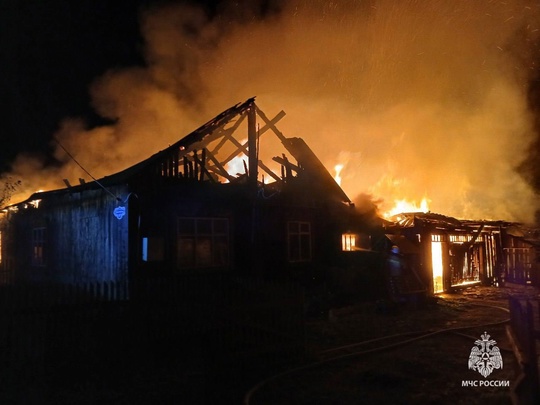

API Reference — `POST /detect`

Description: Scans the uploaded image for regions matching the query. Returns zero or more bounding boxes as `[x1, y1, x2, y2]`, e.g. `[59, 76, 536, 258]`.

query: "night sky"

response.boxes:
[1, 0, 159, 171]
[1, 0, 539, 223]
[0, 0, 239, 170]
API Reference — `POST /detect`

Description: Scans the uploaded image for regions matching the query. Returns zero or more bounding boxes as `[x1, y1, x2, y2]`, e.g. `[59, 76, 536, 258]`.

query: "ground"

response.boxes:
[2, 284, 537, 404]
[246, 284, 539, 405]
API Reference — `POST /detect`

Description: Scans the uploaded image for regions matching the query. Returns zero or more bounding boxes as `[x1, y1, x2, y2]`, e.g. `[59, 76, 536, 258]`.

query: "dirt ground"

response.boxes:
[247, 284, 539, 405]
[2, 284, 537, 404]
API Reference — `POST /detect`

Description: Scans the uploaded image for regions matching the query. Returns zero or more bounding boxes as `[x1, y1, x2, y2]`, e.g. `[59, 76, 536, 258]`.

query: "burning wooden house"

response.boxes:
[0, 98, 382, 294]
[385, 212, 540, 294]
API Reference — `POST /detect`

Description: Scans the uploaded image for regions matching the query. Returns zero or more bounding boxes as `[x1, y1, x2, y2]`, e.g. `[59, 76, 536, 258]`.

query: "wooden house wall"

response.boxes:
[133, 183, 240, 277]
[254, 202, 319, 281]
[132, 182, 318, 277]
[532, 245, 540, 286]
[2, 186, 129, 284]
[252, 193, 370, 285]
[501, 233, 539, 285]
[397, 227, 431, 290]
[1, 174, 378, 290]
[131, 180, 354, 287]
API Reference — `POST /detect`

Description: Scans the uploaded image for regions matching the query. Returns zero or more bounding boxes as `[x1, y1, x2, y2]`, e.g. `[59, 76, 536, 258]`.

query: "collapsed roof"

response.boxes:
[387, 212, 540, 247]
[7, 97, 351, 207]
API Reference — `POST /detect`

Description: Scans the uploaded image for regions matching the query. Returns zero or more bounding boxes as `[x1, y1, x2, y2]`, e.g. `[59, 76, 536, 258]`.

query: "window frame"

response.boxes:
[176, 217, 229, 269]
[287, 220, 312, 263]
[32, 227, 46, 267]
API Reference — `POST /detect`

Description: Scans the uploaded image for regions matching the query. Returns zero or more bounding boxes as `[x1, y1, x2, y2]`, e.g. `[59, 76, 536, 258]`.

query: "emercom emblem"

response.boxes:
[468, 332, 503, 378]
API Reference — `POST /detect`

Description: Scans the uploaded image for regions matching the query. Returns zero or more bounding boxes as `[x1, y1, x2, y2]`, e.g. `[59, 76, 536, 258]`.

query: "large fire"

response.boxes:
[383, 197, 430, 219]
[333, 160, 430, 219]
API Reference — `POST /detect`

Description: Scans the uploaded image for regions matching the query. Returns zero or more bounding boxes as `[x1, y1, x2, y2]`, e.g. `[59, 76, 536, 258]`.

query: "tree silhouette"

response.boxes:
[0, 178, 22, 208]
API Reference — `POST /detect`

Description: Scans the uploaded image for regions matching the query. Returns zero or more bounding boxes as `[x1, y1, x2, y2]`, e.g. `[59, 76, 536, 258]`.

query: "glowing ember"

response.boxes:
[384, 197, 430, 218]
[29, 199, 42, 209]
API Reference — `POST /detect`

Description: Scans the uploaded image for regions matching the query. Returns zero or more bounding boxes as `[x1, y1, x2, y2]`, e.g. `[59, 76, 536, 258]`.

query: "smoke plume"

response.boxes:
[4, 0, 540, 223]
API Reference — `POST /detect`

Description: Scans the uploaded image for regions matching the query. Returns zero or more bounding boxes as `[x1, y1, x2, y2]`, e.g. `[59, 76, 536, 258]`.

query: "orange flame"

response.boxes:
[383, 197, 430, 218]
[225, 155, 247, 178]
[334, 164, 344, 186]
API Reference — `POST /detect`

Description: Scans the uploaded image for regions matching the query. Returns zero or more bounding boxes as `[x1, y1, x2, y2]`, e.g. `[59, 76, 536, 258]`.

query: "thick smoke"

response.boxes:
[513, 20, 540, 223]
[4, 0, 540, 223]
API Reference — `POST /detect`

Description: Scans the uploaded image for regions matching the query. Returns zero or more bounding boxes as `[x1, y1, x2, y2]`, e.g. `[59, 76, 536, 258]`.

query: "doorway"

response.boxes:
[431, 236, 444, 293]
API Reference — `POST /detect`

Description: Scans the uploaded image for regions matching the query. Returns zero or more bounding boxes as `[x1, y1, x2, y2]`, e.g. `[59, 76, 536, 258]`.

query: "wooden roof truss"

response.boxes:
[157, 101, 291, 186]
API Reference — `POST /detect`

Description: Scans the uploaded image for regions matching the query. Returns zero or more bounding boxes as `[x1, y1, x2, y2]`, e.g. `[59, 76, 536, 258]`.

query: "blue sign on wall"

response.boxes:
[113, 206, 126, 220]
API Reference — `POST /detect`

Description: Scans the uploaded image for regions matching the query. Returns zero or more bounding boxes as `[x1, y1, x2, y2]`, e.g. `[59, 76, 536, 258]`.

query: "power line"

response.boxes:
[53, 137, 121, 202]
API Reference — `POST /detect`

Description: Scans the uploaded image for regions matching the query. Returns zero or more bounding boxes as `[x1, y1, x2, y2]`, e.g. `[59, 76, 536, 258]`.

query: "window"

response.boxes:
[288, 221, 311, 262]
[342, 233, 356, 251]
[177, 217, 229, 268]
[32, 227, 46, 266]
[342, 233, 371, 251]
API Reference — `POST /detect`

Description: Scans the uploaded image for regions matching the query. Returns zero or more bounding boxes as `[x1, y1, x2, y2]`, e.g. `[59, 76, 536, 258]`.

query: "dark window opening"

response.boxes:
[288, 221, 311, 262]
[177, 217, 229, 268]
[32, 227, 46, 266]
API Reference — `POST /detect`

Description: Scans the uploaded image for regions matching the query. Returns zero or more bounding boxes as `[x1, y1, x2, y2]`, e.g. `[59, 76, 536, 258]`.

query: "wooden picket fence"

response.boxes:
[0, 274, 305, 379]
[507, 295, 540, 404]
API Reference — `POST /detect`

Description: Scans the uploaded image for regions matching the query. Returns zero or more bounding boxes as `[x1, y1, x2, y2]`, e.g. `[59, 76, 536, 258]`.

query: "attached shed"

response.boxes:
[0, 98, 383, 293]
[385, 212, 540, 294]
[500, 224, 540, 285]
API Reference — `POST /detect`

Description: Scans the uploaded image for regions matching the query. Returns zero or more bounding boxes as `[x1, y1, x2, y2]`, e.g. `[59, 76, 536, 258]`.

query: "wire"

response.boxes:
[243, 302, 511, 405]
[53, 137, 121, 202]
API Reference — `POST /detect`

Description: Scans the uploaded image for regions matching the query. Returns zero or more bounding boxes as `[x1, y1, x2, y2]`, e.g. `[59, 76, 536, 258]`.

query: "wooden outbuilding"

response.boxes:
[385, 212, 540, 293]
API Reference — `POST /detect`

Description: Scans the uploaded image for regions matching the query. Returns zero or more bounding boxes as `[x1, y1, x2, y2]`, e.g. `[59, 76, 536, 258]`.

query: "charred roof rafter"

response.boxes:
[9, 97, 353, 206]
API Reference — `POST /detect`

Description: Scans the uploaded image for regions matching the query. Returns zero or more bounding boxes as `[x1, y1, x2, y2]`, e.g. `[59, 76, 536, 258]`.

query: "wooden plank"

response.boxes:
[192, 149, 216, 183]
[207, 114, 247, 156]
[179, 114, 246, 159]
[248, 103, 258, 185]
[193, 150, 199, 180]
[212, 109, 285, 168]
[221, 137, 250, 167]
[205, 150, 236, 182]
[272, 156, 300, 173]
[256, 108, 287, 142]
[258, 160, 282, 183]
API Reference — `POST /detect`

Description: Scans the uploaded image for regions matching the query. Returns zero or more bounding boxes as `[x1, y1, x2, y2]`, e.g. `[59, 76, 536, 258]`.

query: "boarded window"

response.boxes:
[288, 221, 311, 262]
[177, 217, 229, 268]
[32, 227, 46, 266]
